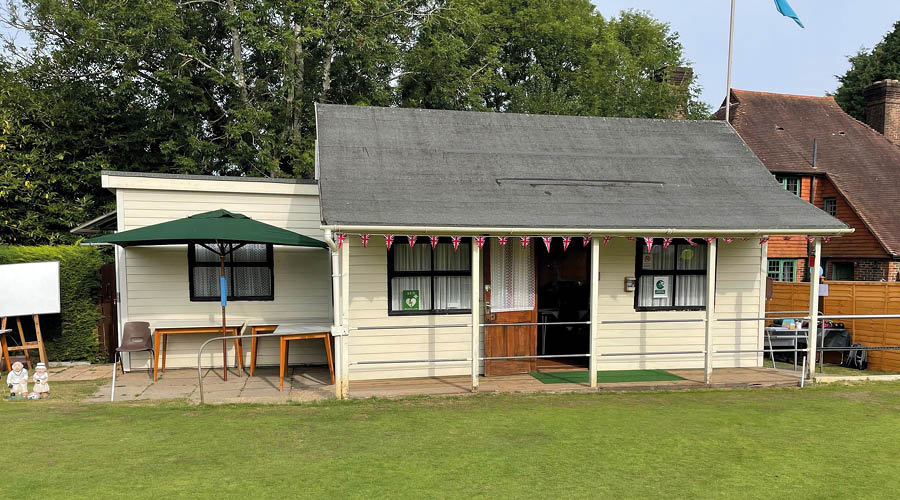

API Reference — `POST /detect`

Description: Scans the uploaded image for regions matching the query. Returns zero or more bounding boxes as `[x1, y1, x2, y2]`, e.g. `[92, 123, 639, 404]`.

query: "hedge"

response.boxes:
[0, 245, 109, 362]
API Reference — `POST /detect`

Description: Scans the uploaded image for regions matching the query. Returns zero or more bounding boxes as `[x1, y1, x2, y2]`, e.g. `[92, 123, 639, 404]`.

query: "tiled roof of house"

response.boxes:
[718, 89, 900, 256]
[316, 103, 846, 233]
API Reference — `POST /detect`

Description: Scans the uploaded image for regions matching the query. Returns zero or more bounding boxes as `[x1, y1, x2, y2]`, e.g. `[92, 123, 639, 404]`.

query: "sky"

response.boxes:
[595, 0, 900, 110]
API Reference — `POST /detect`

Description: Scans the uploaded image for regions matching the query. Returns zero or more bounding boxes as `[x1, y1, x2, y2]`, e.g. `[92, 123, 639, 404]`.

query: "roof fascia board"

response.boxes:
[321, 224, 852, 237]
[101, 172, 318, 196]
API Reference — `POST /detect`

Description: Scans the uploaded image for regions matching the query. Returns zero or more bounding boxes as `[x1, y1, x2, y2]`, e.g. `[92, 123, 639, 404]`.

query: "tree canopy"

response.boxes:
[834, 20, 900, 121]
[0, 0, 707, 244]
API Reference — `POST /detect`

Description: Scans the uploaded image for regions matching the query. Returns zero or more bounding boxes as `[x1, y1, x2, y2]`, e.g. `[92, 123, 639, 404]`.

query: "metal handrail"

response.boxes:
[481, 353, 590, 361]
[481, 321, 590, 327]
[598, 350, 704, 357]
[351, 324, 472, 331]
[350, 358, 471, 366]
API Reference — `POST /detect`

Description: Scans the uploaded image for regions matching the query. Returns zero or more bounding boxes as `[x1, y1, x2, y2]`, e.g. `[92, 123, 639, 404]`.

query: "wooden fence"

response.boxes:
[766, 282, 900, 371]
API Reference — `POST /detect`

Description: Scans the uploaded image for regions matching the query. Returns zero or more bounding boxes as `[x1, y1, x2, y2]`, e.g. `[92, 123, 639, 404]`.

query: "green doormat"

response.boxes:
[529, 369, 685, 384]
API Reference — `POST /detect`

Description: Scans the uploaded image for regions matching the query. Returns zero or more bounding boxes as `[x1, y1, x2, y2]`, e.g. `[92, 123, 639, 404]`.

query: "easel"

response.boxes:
[0, 315, 48, 371]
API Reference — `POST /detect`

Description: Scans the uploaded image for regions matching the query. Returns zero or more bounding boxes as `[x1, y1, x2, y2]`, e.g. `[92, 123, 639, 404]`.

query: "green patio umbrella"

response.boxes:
[86, 209, 327, 380]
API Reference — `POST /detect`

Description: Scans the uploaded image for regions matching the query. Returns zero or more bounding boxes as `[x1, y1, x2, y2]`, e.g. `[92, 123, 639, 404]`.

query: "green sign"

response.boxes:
[653, 276, 670, 299]
[402, 290, 420, 311]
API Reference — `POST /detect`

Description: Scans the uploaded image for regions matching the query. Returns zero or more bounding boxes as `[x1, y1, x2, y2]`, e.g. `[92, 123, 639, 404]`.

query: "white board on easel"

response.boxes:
[0, 262, 61, 317]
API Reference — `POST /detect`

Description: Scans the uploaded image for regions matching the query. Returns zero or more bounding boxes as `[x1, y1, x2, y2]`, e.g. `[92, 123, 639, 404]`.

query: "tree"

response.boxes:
[834, 20, 900, 121]
[399, 3, 708, 119]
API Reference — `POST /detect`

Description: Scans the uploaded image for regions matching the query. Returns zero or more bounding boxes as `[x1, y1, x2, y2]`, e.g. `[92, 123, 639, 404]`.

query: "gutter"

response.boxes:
[320, 225, 853, 237]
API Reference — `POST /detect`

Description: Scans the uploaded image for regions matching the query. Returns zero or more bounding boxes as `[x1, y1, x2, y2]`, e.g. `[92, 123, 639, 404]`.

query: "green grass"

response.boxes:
[530, 369, 684, 384]
[5, 380, 900, 499]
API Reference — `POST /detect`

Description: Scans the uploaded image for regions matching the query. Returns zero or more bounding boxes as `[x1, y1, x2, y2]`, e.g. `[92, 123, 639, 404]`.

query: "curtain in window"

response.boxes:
[675, 276, 706, 307]
[391, 243, 432, 311]
[490, 239, 535, 312]
[435, 242, 471, 310]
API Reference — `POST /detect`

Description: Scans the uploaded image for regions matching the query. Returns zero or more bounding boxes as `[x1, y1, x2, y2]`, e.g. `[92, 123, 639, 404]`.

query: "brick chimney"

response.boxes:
[864, 79, 900, 144]
[653, 66, 693, 120]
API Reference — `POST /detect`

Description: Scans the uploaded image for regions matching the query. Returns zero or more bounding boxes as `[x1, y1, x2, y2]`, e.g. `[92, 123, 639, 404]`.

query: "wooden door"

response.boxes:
[98, 262, 119, 362]
[483, 242, 537, 376]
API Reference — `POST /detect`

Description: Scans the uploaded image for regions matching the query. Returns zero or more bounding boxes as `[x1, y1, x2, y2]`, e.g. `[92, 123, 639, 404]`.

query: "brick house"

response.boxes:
[717, 80, 900, 282]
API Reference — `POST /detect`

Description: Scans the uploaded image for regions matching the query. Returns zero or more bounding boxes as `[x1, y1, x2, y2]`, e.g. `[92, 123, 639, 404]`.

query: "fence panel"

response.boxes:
[767, 281, 900, 371]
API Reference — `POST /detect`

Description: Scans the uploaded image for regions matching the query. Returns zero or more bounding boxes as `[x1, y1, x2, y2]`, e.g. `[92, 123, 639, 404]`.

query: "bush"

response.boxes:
[0, 244, 109, 362]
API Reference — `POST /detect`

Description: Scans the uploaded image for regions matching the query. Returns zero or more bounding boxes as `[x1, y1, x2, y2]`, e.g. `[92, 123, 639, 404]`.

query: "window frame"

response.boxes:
[823, 197, 837, 217]
[386, 236, 472, 316]
[767, 258, 797, 283]
[633, 239, 709, 312]
[775, 175, 801, 196]
[188, 243, 275, 302]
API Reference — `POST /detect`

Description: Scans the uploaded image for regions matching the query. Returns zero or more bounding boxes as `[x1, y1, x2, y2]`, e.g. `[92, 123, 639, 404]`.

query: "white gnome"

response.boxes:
[7, 361, 28, 397]
[32, 362, 50, 399]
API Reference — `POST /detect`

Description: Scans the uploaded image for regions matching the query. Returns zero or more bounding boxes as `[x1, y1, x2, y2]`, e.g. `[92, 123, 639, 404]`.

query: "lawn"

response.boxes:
[5, 380, 900, 499]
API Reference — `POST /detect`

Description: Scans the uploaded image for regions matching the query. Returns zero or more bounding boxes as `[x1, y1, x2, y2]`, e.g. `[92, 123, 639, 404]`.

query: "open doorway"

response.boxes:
[535, 238, 590, 370]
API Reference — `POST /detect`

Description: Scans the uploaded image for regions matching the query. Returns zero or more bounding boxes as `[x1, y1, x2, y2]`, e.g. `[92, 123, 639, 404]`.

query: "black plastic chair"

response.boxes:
[115, 321, 154, 375]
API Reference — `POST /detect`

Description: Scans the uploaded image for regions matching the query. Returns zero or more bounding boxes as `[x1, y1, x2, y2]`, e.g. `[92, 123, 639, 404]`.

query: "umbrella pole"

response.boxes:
[220, 251, 228, 382]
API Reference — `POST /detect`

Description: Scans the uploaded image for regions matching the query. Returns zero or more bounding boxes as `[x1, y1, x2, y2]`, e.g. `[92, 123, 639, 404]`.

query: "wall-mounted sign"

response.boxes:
[402, 289, 420, 311]
[653, 276, 670, 300]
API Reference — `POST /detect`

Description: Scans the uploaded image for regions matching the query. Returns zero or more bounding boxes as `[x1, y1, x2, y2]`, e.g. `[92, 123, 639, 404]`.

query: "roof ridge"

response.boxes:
[730, 88, 835, 101]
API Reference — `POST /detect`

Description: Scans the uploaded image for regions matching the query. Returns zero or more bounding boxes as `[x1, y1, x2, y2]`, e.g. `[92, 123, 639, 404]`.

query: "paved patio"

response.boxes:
[85, 365, 803, 404]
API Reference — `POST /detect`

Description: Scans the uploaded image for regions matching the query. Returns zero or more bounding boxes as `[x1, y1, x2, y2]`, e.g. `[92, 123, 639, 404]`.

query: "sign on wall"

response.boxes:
[402, 289, 420, 311]
[0, 262, 61, 317]
[653, 276, 670, 300]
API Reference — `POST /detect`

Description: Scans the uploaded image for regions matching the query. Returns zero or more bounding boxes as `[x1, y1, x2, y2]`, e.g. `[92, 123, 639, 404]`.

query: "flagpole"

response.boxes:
[725, 0, 736, 123]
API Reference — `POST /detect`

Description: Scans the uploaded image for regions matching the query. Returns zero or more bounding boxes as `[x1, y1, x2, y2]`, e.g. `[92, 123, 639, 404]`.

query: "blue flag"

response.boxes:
[775, 0, 805, 28]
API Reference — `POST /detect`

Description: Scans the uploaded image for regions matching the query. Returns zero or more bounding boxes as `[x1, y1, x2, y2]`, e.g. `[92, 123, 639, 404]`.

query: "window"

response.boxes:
[387, 237, 472, 315]
[767, 259, 796, 282]
[634, 239, 708, 311]
[823, 197, 837, 217]
[775, 175, 801, 196]
[188, 244, 274, 301]
[832, 262, 854, 281]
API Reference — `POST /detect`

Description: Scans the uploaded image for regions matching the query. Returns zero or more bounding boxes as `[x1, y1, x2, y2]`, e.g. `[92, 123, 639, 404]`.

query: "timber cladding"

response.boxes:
[767, 282, 900, 371]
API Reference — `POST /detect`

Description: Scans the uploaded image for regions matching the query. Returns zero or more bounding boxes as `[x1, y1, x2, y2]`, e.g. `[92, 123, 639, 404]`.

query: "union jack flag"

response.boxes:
[662, 237, 672, 249]
[360, 234, 370, 248]
[384, 234, 394, 250]
[759, 236, 770, 244]
[336, 233, 347, 249]
[806, 236, 816, 243]
[686, 238, 699, 247]
[520, 236, 531, 248]
[475, 236, 486, 248]
[823, 236, 831, 243]
[783, 236, 792, 241]
[497, 236, 508, 246]
[644, 237, 654, 252]
[704, 237, 716, 243]
[429, 235, 439, 250]
[724, 237, 734, 244]
[408, 235, 417, 248]
[452, 236, 462, 251]
[583, 236, 591, 247]
[562, 237, 572, 251]
[542, 236, 553, 252]
[603, 236, 612, 247]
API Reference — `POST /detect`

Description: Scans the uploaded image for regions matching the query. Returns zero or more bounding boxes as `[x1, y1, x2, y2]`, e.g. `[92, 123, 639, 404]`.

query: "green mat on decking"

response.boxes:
[529, 369, 685, 384]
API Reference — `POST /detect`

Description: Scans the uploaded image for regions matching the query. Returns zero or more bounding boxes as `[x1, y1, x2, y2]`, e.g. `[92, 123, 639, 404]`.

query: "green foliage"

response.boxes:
[834, 20, 900, 120]
[0, 1, 706, 244]
[0, 245, 108, 362]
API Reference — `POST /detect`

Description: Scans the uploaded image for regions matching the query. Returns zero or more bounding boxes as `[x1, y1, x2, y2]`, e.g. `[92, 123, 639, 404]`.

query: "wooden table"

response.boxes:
[274, 323, 334, 391]
[152, 324, 244, 381]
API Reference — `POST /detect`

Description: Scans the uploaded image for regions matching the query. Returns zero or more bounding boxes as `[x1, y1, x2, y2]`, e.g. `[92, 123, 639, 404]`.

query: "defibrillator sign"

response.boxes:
[653, 276, 670, 300]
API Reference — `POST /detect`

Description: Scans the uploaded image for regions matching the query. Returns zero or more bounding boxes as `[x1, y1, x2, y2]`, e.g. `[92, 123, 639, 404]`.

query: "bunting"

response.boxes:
[806, 236, 816, 243]
[823, 236, 831, 243]
[724, 237, 734, 244]
[452, 236, 462, 251]
[408, 235, 417, 248]
[686, 238, 699, 247]
[626, 237, 635, 241]
[542, 236, 553, 252]
[644, 237, 654, 252]
[783, 236, 793, 241]
[704, 237, 715, 244]
[583, 236, 591, 247]
[740, 237, 750, 241]
[562, 236, 572, 251]
[429, 235, 439, 250]
[336, 233, 347, 249]
[662, 237, 672, 249]
[603, 236, 612, 247]
[475, 236, 486, 248]
[384, 234, 395, 250]
[360, 234, 370, 248]
[759, 236, 770, 245]
[497, 236, 508, 246]
[520, 236, 531, 248]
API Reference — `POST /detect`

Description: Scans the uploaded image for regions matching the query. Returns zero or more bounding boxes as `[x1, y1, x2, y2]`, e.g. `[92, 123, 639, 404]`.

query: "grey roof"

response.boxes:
[315, 104, 848, 232]
[102, 170, 316, 184]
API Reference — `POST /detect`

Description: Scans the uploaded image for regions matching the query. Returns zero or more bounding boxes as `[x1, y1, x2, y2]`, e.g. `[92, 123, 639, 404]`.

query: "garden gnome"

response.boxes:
[32, 362, 50, 399]
[6, 361, 28, 397]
